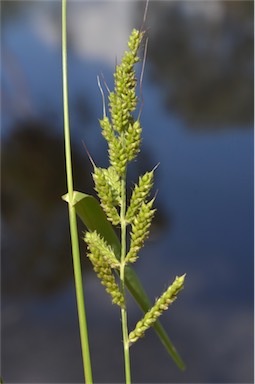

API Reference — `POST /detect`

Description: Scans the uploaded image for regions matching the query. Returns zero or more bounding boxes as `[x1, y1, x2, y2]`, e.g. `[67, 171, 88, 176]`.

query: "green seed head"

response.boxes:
[125, 199, 156, 263]
[93, 166, 120, 224]
[97, 28, 144, 177]
[99, 116, 114, 143]
[85, 231, 120, 269]
[129, 275, 186, 344]
[107, 136, 128, 176]
[125, 119, 142, 162]
[84, 231, 124, 308]
[126, 169, 155, 223]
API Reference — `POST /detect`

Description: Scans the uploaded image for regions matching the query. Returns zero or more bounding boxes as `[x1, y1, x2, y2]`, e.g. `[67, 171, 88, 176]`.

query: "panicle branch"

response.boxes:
[129, 275, 186, 344]
[85, 231, 124, 308]
[125, 199, 156, 263]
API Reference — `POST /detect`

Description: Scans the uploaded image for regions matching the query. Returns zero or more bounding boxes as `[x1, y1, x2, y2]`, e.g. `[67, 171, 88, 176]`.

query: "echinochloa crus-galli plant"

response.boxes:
[83, 27, 186, 383]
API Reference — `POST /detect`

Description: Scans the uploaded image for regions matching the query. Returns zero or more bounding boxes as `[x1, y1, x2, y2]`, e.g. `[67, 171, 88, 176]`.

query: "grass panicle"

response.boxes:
[83, 25, 186, 384]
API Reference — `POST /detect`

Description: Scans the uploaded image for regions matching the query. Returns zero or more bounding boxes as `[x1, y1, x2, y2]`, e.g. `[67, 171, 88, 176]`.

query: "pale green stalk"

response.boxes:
[120, 172, 131, 384]
[62, 1, 93, 383]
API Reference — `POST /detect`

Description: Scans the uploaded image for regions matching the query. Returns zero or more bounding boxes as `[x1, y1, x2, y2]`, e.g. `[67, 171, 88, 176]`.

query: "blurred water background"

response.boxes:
[1, 1, 254, 383]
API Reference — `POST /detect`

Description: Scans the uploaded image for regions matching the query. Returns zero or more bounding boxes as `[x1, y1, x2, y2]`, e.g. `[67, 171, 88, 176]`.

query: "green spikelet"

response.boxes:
[129, 275, 186, 344]
[99, 116, 114, 143]
[108, 135, 128, 176]
[102, 166, 121, 202]
[125, 119, 142, 161]
[93, 167, 120, 225]
[85, 231, 120, 268]
[85, 231, 124, 307]
[125, 199, 156, 263]
[126, 170, 154, 223]
[109, 91, 130, 134]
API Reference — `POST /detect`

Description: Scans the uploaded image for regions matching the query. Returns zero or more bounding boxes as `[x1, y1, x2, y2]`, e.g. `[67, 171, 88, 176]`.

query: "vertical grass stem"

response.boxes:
[120, 173, 131, 384]
[62, 1, 93, 382]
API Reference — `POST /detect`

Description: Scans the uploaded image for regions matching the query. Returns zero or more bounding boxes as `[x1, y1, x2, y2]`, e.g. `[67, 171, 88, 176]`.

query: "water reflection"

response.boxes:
[1, 1, 253, 383]
[138, 0, 253, 128]
[1, 121, 94, 295]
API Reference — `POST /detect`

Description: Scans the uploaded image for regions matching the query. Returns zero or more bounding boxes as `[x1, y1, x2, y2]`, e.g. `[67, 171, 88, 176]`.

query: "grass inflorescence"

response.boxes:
[83, 27, 186, 383]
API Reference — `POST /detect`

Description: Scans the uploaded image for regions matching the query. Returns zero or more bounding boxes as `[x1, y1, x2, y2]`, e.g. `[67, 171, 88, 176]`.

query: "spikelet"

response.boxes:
[125, 199, 156, 263]
[93, 166, 120, 225]
[108, 136, 128, 176]
[99, 116, 114, 143]
[126, 170, 154, 223]
[85, 231, 120, 268]
[85, 231, 124, 307]
[102, 166, 121, 201]
[129, 275, 186, 344]
[125, 119, 142, 162]
[109, 92, 131, 134]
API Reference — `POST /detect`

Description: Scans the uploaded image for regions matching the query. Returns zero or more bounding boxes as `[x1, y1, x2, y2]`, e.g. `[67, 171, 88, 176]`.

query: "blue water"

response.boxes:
[1, 2, 253, 383]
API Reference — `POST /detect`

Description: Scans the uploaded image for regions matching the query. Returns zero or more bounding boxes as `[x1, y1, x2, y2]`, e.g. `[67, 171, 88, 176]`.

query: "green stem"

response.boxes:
[120, 173, 131, 384]
[62, 1, 93, 383]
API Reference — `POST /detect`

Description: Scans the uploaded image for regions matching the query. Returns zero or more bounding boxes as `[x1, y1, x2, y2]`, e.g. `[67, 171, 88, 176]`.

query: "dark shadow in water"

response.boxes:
[1, 120, 95, 296]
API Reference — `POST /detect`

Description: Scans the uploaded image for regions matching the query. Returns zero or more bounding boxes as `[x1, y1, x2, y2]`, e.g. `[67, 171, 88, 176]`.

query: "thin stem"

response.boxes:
[120, 172, 131, 384]
[62, 1, 93, 383]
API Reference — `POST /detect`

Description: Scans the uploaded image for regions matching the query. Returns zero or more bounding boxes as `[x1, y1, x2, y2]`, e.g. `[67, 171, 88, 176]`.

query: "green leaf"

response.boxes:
[62, 191, 185, 370]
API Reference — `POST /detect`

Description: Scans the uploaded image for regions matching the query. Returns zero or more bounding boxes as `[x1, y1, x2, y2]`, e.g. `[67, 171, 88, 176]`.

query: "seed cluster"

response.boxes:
[126, 199, 156, 263]
[85, 231, 124, 307]
[110, 29, 143, 134]
[85, 231, 119, 268]
[101, 29, 144, 176]
[129, 275, 186, 344]
[93, 166, 120, 225]
[126, 170, 154, 223]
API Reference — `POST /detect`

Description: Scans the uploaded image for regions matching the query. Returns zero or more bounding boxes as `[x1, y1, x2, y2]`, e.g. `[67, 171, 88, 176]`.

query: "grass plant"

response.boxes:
[62, 1, 186, 382]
